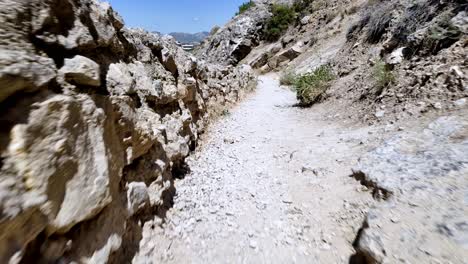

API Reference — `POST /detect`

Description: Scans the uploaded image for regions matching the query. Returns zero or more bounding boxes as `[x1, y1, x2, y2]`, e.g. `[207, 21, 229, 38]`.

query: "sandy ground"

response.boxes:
[134, 74, 378, 263]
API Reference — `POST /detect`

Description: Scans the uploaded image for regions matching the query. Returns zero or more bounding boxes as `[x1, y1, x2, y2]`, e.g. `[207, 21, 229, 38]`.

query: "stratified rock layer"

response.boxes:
[0, 0, 256, 263]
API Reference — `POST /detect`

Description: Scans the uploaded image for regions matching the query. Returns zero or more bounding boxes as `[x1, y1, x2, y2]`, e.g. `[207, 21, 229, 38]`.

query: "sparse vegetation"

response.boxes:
[263, 4, 296, 42]
[346, 3, 393, 43]
[365, 5, 393, 43]
[292, 65, 334, 106]
[372, 60, 395, 94]
[292, 0, 314, 15]
[346, 14, 371, 40]
[425, 13, 462, 54]
[390, 0, 445, 49]
[280, 71, 297, 86]
[236, 1, 255, 16]
[210, 25, 220, 36]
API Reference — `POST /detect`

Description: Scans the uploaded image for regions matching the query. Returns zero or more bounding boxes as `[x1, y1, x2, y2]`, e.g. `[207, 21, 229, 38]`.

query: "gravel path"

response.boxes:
[135, 74, 375, 263]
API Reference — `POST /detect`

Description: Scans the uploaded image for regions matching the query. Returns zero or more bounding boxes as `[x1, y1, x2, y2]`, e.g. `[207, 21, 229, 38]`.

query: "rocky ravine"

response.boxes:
[194, 0, 468, 263]
[0, 0, 255, 263]
[133, 74, 377, 263]
[1, 0, 467, 263]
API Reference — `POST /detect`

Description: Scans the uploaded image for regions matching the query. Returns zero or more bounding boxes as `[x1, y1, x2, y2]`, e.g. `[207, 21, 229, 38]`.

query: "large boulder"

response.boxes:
[2, 95, 112, 235]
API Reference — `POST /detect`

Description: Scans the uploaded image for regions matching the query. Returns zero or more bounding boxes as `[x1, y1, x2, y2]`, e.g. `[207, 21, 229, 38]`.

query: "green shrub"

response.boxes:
[236, 1, 255, 16]
[263, 4, 296, 41]
[372, 60, 395, 94]
[293, 65, 334, 106]
[280, 71, 297, 85]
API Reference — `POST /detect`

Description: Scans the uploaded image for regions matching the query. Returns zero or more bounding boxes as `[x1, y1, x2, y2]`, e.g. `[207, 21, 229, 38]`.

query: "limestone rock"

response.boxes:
[355, 227, 386, 263]
[353, 116, 468, 263]
[300, 15, 311, 25]
[273, 42, 304, 67]
[0, 0, 256, 262]
[60, 55, 101, 87]
[387, 47, 407, 65]
[451, 11, 467, 34]
[0, 1, 58, 103]
[2, 95, 112, 234]
[195, 2, 271, 65]
[161, 48, 178, 76]
[281, 35, 296, 47]
[127, 182, 149, 216]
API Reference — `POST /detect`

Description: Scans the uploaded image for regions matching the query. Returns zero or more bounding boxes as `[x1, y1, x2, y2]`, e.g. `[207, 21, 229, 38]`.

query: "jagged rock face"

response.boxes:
[195, 2, 272, 66]
[194, 0, 306, 68]
[0, 0, 256, 263]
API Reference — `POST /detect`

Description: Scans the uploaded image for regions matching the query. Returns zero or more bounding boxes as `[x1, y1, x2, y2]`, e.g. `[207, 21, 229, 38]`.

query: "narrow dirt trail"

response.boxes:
[135, 74, 376, 263]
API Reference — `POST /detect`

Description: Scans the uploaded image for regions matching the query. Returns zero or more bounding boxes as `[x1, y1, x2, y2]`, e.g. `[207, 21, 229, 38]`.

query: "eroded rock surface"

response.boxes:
[195, 1, 272, 66]
[352, 116, 468, 263]
[0, 0, 256, 263]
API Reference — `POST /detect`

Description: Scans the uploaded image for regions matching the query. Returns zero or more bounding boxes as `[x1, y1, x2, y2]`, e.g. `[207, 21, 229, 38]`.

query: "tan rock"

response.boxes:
[60, 55, 101, 87]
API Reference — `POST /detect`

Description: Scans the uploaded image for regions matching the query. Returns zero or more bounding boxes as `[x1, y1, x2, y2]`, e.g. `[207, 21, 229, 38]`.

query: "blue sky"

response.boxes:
[106, 0, 247, 33]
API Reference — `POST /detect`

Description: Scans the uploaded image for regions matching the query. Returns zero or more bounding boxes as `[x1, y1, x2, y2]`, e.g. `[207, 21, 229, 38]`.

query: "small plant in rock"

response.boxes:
[372, 60, 395, 94]
[236, 1, 255, 16]
[263, 4, 296, 42]
[292, 65, 334, 106]
[280, 71, 297, 86]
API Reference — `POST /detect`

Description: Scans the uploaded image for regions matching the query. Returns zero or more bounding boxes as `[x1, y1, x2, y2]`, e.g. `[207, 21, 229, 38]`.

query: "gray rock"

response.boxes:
[60, 55, 101, 87]
[453, 98, 466, 107]
[0, 51, 56, 103]
[375, 110, 385, 118]
[451, 11, 468, 34]
[353, 116, 468, 263]
[161, 48, 178, 76]
[300, 16, 311, 26]
[195, 3, 271, 65]
[127, 182, 150, 216]
[281, 35, 296, 46]
[356, 229, 386, 263]
[387, 47, 407, 65]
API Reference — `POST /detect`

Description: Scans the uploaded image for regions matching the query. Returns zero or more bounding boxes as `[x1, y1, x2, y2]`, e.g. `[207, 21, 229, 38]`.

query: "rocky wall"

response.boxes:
[0, 0, 256, 263]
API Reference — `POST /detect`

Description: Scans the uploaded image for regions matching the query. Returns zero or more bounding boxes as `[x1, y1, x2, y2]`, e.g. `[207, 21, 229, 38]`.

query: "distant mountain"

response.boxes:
[169, 32, 209, 44]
